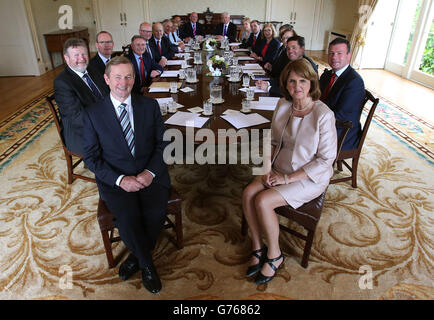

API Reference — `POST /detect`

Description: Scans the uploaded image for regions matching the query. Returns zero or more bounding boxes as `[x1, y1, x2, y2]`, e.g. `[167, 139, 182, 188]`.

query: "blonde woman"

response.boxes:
[250, 23, 279, 65]
[240, 17, 251, 45]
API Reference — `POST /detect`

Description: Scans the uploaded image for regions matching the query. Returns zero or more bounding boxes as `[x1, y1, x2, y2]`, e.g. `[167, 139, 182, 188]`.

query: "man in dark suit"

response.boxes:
[82, 56, 170, 294]
[148, 22, 177, 67]
[320, 38, 365, 151]
[88, 31, 114, 86]
[239, 20, 262, 53]
[256, 35, 318, 96]
[214, 12, 237, 43]
[180, 12, 205, 42]
[53, 38, 109, 155]
[126, 35, 163, 94]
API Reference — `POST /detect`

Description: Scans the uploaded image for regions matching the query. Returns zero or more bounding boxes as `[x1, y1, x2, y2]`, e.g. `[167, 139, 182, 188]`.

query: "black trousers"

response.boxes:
[100, 182, 170, 269]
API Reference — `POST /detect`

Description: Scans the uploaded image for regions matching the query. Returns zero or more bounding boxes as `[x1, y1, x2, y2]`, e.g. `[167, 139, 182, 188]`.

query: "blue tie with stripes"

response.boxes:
[118, 103, 135, 156]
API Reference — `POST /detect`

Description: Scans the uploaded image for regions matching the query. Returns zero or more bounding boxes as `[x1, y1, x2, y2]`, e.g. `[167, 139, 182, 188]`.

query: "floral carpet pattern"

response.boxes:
[0, 90, 433, 300]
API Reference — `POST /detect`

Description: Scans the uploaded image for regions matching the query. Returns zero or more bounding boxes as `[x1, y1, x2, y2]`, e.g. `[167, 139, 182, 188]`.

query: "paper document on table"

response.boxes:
[155, 97, 173, 106]
[223, 109, 241, 115]
[259, 97, 280, 105]
[229, 42, 242, 46]
[167, 60, 184, 65]
[187, 107, 203, 113]
[180, 87, 195, 93]
[149, 87, 170, 93]
[221, 112, 270, 129]
[250, 101, 276, 111]
[160, 70, 179, 77]
[237, 56, 255, 61]
[233, 48, 249, 52]
[239, 86, 267, 94]
[164, 111, 209, 128]
[242, 63, 263, 70]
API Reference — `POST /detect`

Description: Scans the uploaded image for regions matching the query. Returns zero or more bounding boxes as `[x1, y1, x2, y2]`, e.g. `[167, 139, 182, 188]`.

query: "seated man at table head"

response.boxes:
[214, 12, 237, 43]
[320, 37, 365, 151]
[53, 37, 109, 155]
[82, 56, 170, 294]
[242, 58, 337, 285]
[256, 35, 318, 96]
[239, 20, 262, 51]
[89, 31, 114, 85]
[126, 34, 163, 94]
[249, 23, 279, 65]
[149, 22, 177, 67]
[180, 12, 205, 42]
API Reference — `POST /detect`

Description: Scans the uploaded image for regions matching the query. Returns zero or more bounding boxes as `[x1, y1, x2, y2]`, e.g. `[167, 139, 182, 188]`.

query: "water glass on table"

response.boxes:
[242, 74, 250, 87]
[160, 103, 168, 116]
[203, 101, 212, 115]
[168, 100, 177, 113]
[246, 87, 255, 100]
[179, 69, 186, 79]
[170, 82, 178, 93]
[241, 99, 251, 113]
[210, 84, 222, 103]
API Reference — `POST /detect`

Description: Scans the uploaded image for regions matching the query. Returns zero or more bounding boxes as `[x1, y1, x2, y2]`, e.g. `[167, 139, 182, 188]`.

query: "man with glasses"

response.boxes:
[89, 31, 114, 85]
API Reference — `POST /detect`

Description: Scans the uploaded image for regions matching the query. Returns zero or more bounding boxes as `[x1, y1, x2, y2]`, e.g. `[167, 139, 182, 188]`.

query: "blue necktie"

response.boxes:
[223, 25, 227, 36]
[82, 73, 102, 99]
[118, 103, 135, 156]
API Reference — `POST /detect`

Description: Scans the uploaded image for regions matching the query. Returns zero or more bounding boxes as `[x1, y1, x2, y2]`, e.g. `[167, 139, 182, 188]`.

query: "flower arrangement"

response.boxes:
[206, 55, 227, 76]
[202, 38, 219, 51]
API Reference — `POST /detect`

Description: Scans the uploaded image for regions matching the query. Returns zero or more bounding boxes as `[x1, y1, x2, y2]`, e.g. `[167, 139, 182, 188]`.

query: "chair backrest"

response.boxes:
[121, 44, 131, 56]
[357, 89, 379, 153]
[335, 120, 353, 163]
[46, 95, 67, 148]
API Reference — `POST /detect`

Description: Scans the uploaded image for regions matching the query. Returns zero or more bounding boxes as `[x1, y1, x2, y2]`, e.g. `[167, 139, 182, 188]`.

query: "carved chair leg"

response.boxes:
[301, 229, 315, 268]
[66, 154, 73, 184]
[352, 156, 360, 188]
[102, 230, 115, 268]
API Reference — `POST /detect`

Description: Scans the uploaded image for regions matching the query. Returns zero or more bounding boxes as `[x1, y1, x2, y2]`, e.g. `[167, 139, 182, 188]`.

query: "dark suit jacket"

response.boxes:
[214, 22, 237, 42]
[88, 53, 110, 92]
[126, 50, 163, 94]
[53, 66, 109, 154]
[148, 36, 177, 62]
[320, 66, 365, 151]
[82, 94, 170, 193]
[258, 38, 280, 64]
[239, 31, 262, 53]
[180, 21, 205, 39]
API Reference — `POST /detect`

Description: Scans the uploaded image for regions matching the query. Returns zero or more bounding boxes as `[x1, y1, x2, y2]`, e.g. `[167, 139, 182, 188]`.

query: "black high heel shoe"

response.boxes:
[245, 245, 268, 278]
[254, 254, 284, 285]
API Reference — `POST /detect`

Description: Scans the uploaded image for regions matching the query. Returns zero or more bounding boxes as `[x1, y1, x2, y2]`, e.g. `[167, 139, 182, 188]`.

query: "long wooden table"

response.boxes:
[144, 49, 274, 140]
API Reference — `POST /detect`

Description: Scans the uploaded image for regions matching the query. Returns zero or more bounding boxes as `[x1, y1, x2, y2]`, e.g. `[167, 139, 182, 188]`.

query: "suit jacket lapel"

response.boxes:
[65, 67, 95, 103]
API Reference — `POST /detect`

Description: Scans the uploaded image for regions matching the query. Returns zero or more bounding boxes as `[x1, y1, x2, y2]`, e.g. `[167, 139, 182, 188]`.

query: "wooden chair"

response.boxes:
[97, 187, 184, 268]
[46, 95, 95, 184]
[330, 90, 379, 188]
[241, 120, 353, 268]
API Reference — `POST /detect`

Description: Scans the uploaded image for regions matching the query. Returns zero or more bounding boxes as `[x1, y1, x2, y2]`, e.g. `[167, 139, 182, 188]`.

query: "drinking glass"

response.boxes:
[181, 60, 188, 68]
[168, 100, 177, 113]
[241, 99, 251, 113]
[170, 82, 178, 93]
[210, 84, 222, 103]
[178, 69, 186, 79]
[246, 87, 254, 100]
[160, 103, 167, 116]
[194, 52, 202, 64]
[229, 66, 239, 81]
[203, 101, 212, 115]
[242, 74, 250, 87]
[186, 68, 196, 82]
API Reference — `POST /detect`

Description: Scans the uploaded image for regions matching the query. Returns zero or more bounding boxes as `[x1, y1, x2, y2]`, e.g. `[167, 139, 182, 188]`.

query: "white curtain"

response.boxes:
[350, 0, 379, 68]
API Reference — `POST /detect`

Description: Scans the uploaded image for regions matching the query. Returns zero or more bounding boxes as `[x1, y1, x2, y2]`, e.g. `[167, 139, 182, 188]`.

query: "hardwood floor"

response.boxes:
[0, 53, 433, 125]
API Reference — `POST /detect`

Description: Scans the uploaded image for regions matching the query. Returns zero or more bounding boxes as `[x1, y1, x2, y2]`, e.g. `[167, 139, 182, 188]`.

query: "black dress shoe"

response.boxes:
[142, 265, 162, 294]
[254, 254, 284, 285]
[245, 245, 268, 278]
[118, 254, 140, 281]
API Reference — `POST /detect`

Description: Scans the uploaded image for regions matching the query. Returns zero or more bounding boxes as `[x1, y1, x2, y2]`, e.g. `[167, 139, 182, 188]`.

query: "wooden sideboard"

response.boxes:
[43, 27, 90, 69]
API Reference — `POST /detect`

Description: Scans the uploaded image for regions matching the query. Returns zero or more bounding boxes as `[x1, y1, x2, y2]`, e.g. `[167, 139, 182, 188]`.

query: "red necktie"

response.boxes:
[139, 56, 145, 85]
[157, 40, 162, 55]
[321, 73, 337, 101]
[253, 35, 257, 47]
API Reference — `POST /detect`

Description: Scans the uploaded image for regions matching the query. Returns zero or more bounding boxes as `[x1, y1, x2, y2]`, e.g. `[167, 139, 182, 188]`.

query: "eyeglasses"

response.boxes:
[98, 41, 113, 44]
[140, 30, 152, 33]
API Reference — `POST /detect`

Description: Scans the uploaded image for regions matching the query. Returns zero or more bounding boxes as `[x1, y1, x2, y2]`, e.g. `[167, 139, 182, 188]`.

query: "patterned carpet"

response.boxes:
[0, 86, 433, 300]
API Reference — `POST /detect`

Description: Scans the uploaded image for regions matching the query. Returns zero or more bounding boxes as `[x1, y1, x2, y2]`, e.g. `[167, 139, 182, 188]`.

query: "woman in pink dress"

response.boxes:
[242, 59, 337, 284]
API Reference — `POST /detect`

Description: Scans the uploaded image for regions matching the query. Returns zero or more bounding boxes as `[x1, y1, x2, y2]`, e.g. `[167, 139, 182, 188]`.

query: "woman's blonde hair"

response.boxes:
[261, 23, 276, 39]
[280, 59, 321, 101]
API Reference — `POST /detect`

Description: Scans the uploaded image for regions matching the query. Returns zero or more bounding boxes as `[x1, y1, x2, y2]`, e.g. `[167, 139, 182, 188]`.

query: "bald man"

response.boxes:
[148, 22, 177, 67]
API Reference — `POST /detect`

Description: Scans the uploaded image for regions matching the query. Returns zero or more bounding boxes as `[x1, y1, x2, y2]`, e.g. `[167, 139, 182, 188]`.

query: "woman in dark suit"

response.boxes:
[250, 23, 280, 65]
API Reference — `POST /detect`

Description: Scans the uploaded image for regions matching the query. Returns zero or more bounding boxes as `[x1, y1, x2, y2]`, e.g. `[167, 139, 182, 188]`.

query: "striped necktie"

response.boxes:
[118, 103, 135, 156]
[82, 73, 102, 99]
[223, 24, 227, 36]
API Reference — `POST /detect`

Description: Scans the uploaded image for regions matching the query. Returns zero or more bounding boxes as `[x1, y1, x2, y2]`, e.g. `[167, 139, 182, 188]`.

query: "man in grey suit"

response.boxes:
[53, 38, 109, 154]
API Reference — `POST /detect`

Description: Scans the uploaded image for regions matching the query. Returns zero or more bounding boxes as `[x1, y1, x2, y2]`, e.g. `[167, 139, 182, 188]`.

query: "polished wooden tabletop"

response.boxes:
[144, 48, 274, 137]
